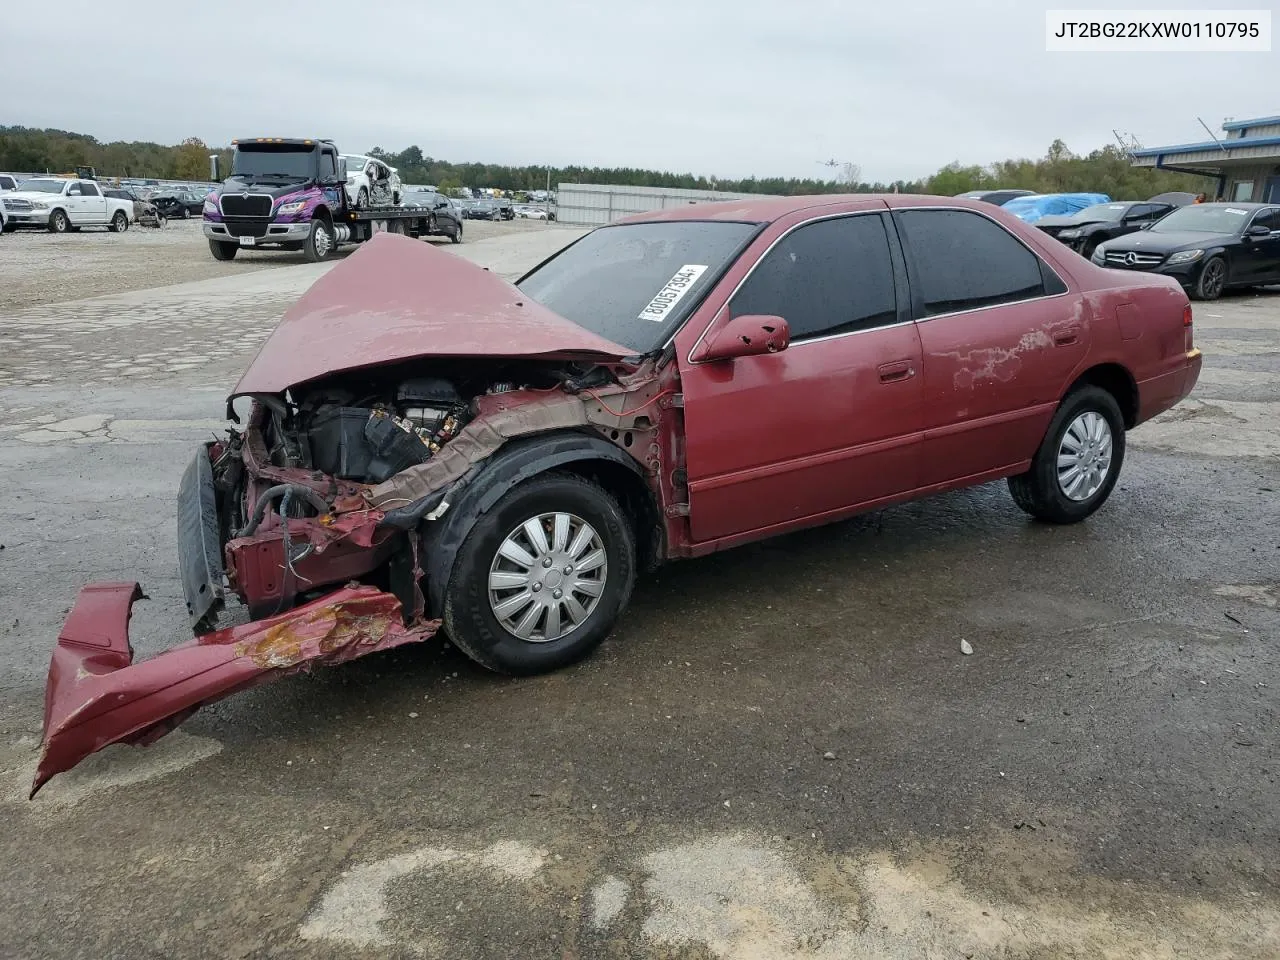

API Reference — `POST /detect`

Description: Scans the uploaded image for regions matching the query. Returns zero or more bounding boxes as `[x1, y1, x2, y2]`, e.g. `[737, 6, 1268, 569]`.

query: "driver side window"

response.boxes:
[729, 214, 897, 341]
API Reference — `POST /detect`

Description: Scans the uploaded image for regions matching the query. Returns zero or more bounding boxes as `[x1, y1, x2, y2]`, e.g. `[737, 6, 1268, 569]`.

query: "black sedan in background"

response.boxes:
[466, 200, 501, 221]
[401, 190, 463, 243]
[1092, 202, 1280, 301]
[150, 191, 203, 219]
[1036, 200, 1180, 257]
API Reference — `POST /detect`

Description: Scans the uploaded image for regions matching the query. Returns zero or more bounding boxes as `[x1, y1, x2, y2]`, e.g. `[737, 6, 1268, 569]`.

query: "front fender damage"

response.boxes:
[32, 582, 438, 798]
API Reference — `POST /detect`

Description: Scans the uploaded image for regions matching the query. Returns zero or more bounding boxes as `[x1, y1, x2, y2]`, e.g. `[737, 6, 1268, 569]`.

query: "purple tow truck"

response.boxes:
[202, 138, 446, 262]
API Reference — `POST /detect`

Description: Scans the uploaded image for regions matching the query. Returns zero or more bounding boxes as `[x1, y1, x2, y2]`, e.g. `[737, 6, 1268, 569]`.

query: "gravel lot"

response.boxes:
[0, 216, 559, 309]
[1, 224, 1279, 958]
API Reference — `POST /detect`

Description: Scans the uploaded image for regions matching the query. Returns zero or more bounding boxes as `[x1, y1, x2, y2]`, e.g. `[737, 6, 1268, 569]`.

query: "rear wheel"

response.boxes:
[443, 473, 636, 675]
[303, 218, 335, 262]
[108, 210, 129, 233]
[208, 239, 238, 260]
[181, 206, 191, 219]
[48, 210, 69, 233]
[1008, 385, 1125, 524]
[1192, 255, 1227, 301]
[357, 186, 369, 210]
[451, 222, 463, 244]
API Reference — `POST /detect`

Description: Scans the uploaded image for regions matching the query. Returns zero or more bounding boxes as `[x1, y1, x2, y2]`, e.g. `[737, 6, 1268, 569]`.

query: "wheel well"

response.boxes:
[1068, 363, 1138, 428]
[312, 205, 332, 226]
[557, 458, 664, 572]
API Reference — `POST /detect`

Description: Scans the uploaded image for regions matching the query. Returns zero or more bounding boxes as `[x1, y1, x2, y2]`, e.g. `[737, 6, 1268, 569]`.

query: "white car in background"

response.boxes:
[340, 154, 402, 208]
[1, 177, 134, 233]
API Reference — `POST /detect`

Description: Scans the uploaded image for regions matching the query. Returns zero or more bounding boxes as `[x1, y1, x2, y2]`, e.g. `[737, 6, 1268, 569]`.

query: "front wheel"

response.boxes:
[1008, 385, 1125, 524]
[208, 239, 238, 260]
[1192, 255, 1227, 301]
[443, 473, 636, 675]
[303, 218, 334, 262]
[450, 222, 462, 244]
[108, 210, 129, 233]
[356, 187, 369, 210]
[181, 206, 191, 219]
[48, 210, 69, 233]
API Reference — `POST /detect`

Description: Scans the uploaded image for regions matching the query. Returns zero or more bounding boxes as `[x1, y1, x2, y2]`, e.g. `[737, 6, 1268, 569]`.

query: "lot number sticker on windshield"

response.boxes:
[1225, 208, 1249, 215]
[639, 265, 709, 322]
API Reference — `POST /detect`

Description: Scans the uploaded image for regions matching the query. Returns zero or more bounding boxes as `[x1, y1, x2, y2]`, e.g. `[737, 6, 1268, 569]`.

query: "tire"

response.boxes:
[108, 210, 129, 233]
[182, 206, 191, 219]
[427, 214, 437, 235]
[1007, 385, 1126, 524]
[48, 210, 69, 233]
[451, 222, 462, 244]
[1081, 238, 1100, 260]
[443, 472, 636, 675]
[1192, 255, 1227, 301]
[357, 187, 369, 210]
[208, 239, 238, 261]
[157, 215, 167, 229]
[303, 218, 335, 262]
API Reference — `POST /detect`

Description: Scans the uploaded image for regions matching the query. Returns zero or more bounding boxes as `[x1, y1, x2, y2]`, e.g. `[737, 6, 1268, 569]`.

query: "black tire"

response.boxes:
[1007, 385, 1126, 524]
[357, 187, 369, 210]
[451, 222, 462, 244]
[208, 239, 238, 261]
[303, 218, 335, 262]
[108, 210, 129, 233]
[443, 472, 636, 676]
[48, 210, 69, 233]
[182, 206, 191, 219]
[1081, 238, 1100, 260]
[1192, 255, 1227, 301]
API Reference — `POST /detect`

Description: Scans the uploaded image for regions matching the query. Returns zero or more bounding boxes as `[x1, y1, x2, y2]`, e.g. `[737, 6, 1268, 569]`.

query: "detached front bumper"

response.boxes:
[33, 582, 439, 797]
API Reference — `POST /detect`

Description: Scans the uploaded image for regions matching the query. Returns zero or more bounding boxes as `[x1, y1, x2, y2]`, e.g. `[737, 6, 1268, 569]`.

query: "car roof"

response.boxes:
[614, 193, 1033, 225]
[1197, 201, 1270, 209]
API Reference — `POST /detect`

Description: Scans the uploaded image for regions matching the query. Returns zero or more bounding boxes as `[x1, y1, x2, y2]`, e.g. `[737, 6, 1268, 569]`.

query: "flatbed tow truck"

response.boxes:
[202, 137, 455, 261]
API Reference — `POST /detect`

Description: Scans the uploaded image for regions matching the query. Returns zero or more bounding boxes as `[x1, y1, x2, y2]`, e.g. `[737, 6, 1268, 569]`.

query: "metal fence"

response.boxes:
[555, 182, 782, 226]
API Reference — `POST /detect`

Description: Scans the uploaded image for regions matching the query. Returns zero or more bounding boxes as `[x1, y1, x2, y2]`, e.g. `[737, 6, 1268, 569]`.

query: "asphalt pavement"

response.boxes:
[1, 227, 1278, 959]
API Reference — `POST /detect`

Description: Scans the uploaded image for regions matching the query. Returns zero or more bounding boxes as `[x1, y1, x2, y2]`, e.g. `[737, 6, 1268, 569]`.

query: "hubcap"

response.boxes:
[488, 512, 607, 642]
[314, 225, 332, 257]
[1057, 411, 1113, 501]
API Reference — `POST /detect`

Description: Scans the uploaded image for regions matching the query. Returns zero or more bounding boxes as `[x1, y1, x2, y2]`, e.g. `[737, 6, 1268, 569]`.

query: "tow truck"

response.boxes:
[202, 137, 449, 262]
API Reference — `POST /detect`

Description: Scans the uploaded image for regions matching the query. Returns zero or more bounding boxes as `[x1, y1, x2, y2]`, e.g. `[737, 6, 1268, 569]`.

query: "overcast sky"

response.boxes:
[2, 0, 1274, 182]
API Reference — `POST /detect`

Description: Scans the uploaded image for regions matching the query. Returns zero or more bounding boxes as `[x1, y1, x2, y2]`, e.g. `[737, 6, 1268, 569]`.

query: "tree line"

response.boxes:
[1, 126, 1210, 200]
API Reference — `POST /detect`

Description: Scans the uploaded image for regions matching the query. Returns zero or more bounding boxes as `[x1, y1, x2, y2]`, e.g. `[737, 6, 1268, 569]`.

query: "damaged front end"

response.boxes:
[34, 233, 674, 795]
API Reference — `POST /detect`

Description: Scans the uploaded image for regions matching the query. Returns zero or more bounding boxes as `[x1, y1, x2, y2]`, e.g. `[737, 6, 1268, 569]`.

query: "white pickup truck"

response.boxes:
[0, 177, 134, 233]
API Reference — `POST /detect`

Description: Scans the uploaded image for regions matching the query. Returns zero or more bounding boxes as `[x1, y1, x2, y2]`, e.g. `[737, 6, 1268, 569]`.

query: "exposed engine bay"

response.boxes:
[252, 359, 616, 486]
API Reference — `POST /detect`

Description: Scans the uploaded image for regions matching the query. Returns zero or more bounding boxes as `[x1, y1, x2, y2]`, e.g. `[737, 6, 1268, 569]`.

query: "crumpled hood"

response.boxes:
[231, 232, 632, 396]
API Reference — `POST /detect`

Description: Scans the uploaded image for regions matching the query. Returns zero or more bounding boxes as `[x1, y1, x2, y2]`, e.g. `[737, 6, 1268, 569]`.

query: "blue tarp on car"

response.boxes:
[1001, 193, 1112, 223]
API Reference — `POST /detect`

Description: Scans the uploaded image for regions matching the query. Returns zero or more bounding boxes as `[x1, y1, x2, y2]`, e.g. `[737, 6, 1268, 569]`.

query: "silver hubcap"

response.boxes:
[314, 225, 332, 257]
[1057, 411, 1113, 501]
[488, 512, 607, 642]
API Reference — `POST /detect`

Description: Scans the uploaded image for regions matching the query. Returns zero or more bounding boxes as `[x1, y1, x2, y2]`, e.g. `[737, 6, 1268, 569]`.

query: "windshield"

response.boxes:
[340, 156, 367, 175]
[230, 145, 316, 180]
[1150, 205, 1252, 234]
[517, 220, 759, 353]
[1074, 203, 1127, 221]
[17, 179, 66, 194]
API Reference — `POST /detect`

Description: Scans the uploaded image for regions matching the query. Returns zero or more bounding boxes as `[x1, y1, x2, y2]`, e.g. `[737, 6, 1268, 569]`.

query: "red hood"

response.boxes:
[231, 232, 631, 396]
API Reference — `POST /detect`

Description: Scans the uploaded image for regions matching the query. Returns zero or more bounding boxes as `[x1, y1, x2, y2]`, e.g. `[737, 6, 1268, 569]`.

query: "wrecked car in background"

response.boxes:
[34, 194, 1203, 794]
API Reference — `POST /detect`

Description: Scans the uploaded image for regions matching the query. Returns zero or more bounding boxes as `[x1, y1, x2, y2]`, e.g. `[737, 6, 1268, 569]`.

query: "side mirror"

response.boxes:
[1247, 224, 1271, 238]
[694, 314, 790, 362]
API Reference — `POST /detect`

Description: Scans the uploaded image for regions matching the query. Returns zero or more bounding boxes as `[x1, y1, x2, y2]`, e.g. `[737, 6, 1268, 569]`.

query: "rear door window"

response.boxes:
[81, 182, 100, 197]
[894, 208, 1063, 317]
[729, 214, 897, 340]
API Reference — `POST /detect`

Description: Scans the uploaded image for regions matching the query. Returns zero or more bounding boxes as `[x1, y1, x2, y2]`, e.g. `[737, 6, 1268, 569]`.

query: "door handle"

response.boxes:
[877, 360, 916, 382]
[1053, 330, 1080, 346]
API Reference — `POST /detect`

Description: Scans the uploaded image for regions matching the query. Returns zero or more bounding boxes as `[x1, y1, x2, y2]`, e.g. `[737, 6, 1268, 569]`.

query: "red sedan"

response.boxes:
[34, 194, 1201, 793]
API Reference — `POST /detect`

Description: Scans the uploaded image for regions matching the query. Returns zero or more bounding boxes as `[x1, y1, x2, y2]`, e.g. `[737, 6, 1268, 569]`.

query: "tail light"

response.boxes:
[1183, 303, 1194, 351]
